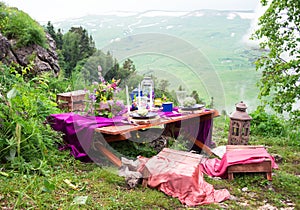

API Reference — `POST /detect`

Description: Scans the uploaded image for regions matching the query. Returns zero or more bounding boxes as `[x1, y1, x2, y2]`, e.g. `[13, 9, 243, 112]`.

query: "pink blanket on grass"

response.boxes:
[138, 148, 230, 206]
[201, 148, 279, 178]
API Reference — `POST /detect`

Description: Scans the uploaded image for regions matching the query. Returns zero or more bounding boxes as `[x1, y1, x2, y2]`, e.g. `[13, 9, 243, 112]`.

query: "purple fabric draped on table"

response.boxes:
[47, 113, 125, 161]
[47, 109, 214, 161]
[157, 109, 215, 149]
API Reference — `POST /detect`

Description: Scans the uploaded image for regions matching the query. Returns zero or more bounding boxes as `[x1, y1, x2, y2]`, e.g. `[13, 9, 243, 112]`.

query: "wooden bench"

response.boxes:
[226, 145, 273, 181]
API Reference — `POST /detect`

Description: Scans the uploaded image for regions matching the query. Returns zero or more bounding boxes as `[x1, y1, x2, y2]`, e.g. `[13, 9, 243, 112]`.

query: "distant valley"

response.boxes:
[53, 10, 262, 112]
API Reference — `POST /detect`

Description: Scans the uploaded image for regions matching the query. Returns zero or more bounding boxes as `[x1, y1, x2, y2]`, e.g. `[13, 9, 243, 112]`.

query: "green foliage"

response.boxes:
[80, 50, 116, 84]
[61, 32, 81, 77]
[0, 3, 47, 48]
[252, 0, 300, 125]
[61, 26, 96, 77]
[0, 64, 62, 173]
[157, 79, 170, 92]
[250, 109, 285, 137]
[104, 58, 136, 84]
[190, 90, 206, 105]
[154, 88, 176, 103]
[45, 21, 63, 49]
[109, 138, 157, 158]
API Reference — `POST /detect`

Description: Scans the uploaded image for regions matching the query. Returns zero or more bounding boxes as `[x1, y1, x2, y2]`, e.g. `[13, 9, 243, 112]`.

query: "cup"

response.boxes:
[162, 102, 173, 112]
[139, 96, 148, 110]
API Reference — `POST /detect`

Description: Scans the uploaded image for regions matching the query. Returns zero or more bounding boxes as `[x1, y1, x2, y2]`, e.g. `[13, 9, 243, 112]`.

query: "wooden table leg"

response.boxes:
[94, 142, 122, 167]
[228, 172, 234, 180]
[183, 132, 213, 156]
[266, 172, 272, 181]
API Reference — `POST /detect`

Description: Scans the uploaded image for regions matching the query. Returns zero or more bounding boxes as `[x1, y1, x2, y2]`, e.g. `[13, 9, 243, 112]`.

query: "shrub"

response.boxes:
[0, 64, 61, 173]
[250, 108, 285, 137]
[0, 3, 47, 48]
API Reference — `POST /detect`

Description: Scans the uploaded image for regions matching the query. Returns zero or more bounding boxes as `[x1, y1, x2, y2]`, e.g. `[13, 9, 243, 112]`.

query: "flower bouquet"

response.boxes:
[87, 65, 123, 117]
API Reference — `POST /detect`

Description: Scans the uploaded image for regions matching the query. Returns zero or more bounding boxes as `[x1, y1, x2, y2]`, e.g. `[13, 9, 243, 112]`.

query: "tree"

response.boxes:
[61, 26, 96, 78]
[45, 21, 63, 50]
[158, 79, 170, 92]
[56, 28, 63, 50]
[104, 58, 136, 83]
[61, 32, 80, 77]
[253, 0, 300, 124]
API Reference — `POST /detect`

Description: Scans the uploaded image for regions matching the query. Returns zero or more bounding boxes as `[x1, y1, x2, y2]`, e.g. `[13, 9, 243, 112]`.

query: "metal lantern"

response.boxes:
[228, 101, 252, 145]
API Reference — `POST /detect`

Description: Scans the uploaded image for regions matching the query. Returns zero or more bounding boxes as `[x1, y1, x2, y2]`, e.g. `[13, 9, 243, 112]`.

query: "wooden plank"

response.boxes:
[93, 142, 122, 167]
[227, 159, 273, 181]
[227, 159, 272, 173]
[104, 132, 131, 142]
[95, 109, 218, 135]
[183, 132, 213, 156]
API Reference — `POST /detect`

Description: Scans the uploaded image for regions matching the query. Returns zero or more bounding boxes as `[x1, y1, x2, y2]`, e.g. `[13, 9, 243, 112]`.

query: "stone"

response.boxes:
[0, 32, 60, 75]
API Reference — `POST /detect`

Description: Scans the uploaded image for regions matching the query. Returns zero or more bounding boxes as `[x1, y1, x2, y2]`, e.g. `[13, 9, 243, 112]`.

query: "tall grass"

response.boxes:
[0, 64, 62, 173]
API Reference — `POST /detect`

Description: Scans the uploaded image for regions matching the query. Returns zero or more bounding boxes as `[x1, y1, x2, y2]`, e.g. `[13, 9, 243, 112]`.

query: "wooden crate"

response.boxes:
[226, 145, 273, 181]
[56, 90, 86, 111]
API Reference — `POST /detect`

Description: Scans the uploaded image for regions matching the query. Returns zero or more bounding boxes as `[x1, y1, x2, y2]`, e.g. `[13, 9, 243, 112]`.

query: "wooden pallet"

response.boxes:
[56, 90, 86, 111]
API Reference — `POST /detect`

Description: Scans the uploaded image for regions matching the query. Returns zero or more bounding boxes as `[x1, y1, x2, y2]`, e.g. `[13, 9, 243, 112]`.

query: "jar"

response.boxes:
[141, 76, 154, 98]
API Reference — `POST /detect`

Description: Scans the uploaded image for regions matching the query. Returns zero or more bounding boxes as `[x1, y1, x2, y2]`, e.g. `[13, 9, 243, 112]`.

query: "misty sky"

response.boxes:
[2, 0, 260, 22]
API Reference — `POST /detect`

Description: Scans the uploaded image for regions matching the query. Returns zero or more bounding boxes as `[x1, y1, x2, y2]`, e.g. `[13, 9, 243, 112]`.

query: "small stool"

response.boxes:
[226, 145, 273, 181]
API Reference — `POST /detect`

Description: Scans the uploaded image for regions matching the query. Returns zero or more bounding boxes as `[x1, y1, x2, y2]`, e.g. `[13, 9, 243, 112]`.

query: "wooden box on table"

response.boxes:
[56, 90, 86, 111]
[226, 145, 273, 181]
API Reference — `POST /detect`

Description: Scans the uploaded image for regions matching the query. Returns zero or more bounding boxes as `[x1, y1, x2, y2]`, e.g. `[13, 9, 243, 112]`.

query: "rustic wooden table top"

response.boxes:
[95, 109, 219, 135]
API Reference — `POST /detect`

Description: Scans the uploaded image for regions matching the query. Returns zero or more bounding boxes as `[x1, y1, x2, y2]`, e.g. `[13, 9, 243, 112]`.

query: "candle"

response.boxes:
[149, 86, 153, 110]
[138, 84, 141, 108]
[125, 85, 130, 113]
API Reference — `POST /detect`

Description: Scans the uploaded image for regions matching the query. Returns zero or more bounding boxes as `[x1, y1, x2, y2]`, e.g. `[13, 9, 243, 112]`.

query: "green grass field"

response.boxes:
[1, 117, 299, 209]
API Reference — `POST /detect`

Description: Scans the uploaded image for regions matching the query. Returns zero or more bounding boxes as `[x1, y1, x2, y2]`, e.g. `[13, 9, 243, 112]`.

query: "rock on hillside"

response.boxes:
[0, 32, 60, 75]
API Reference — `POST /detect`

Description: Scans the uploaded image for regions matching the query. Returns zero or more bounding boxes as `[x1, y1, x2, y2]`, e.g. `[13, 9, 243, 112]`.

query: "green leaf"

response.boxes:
[42, 179, 55, 193]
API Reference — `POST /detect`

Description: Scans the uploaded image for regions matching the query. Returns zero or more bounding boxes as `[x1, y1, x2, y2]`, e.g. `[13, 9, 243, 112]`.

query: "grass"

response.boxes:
[0, 117, 299, 209]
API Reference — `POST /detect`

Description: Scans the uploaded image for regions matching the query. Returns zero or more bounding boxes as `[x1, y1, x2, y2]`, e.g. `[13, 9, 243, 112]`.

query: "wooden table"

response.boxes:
[94, 109, 219, 167]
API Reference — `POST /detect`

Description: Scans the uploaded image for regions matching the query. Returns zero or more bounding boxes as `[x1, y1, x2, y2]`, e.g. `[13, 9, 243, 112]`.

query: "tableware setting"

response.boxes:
[129, 111, 158, 119]
[178, 96, 205, 112]
[180, 104, 205, 111]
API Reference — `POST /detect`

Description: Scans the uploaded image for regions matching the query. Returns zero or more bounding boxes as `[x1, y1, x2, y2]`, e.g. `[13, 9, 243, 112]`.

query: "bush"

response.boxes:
[0, 4, 47, 48]
[250, 109, 285, 137]
[0, 64, 62, 173]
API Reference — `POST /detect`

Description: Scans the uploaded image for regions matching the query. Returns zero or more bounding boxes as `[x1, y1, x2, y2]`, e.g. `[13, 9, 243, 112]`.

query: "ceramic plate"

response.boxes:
[130, 112, 158, 119]
[181, 104, 205, 111]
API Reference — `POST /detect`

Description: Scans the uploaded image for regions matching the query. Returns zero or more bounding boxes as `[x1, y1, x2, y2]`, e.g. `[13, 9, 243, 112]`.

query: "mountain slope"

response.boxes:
[54, 10, 261, 112]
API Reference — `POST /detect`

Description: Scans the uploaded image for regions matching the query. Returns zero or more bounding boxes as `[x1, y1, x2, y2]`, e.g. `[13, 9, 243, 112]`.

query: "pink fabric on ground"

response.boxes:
[138, 148, 230, 206]
[201, 148, 279, 178]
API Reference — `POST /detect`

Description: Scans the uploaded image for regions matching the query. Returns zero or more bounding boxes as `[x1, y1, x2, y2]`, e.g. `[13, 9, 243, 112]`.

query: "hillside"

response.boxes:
[53, 10, 262, 112]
